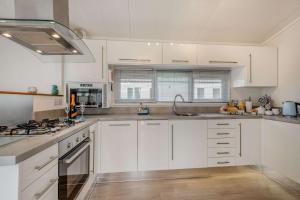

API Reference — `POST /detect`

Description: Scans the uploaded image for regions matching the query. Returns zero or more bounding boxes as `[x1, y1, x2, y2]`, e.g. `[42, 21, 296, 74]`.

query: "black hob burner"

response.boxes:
[1, 119, 74, 136]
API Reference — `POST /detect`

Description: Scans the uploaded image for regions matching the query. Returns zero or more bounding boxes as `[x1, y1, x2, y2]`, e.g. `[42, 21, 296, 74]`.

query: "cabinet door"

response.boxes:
[197, 45, 249, 67]
[236, 119, 261, 166]
[262, 120, 300, 184]
[64, 39, 108, 82]
[248, 46, 278, 87]
[101, 121, 138, 173]
[138, 120, 169, 171]
[232, 46, 277, 87]
[163, 43, 197, 65]
[169, 120, 207, 169]
[107, 41, 162, 65]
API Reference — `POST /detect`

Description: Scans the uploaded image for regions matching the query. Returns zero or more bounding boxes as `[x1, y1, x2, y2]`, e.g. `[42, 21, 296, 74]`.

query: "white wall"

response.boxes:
[263, 19, 300, 106]
[0, 37, 62, 94]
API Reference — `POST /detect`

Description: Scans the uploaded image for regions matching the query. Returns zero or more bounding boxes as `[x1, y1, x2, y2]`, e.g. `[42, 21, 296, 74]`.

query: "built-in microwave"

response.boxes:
[66, 82, 111, 108]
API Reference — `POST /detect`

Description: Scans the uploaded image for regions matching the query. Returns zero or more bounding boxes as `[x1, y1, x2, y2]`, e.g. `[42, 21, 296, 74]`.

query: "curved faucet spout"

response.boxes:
[173, 94, 185, 114]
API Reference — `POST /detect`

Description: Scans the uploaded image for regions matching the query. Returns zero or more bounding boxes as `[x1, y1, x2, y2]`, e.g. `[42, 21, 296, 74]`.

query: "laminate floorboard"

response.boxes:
[87, 167, 300, 200]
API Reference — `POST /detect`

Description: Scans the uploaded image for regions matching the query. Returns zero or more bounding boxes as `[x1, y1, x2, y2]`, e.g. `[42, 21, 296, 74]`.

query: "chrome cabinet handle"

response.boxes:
[217, 132, 230, 135]
[171, 124, 174, 160]
[101, 45, 104, 79]
[34, 178, 58, 200]
[216, 123, 230, 126]
[109, 123, 131, 127]
[119, 58, 151, 62]
[64, 141, 91, 164]
[249, 54, 252, 83]
[172, 59, 189, 63]
[217, 152, 230, 155]
[239, 123, 242, 157]
[217, 161, 230, 164]
[217, 142, 230, 145]
[209, 61, 238, 64]
[147, 122, 161, 126]
[35, 156, 58, 171]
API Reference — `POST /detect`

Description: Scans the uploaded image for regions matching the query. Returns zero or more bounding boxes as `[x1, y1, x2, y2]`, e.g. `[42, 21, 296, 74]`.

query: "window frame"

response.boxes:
[114, 69, 230, 104]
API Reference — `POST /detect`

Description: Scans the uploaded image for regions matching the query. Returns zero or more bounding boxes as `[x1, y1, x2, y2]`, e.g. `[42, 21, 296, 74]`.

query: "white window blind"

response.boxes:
[114, 69, 230, 103]
[157, 71, 192, 102]
[115, 70, 155, 103]
[193, 71, 230, 102]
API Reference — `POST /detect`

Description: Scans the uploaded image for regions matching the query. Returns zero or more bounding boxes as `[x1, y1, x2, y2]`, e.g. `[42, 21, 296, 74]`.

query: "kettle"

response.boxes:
[282, 101, 300, 117]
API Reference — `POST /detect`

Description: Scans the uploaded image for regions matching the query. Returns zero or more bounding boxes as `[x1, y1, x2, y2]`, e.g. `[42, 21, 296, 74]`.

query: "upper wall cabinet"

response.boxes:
[64, 39, 108, 82]
[163, 43, 197, 65]
[231, 46, 278, 87]
[197, 45, 249, 67]
[107, 41, 162, 65]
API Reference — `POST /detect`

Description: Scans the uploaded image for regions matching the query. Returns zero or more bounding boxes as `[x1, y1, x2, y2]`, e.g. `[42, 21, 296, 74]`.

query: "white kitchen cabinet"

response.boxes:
[236, 119, 261, 166]
[197, 45, 249, 67]
[138, 120, 169, 171]
[107, 40, 162, 65]
[169, 120, 207, 169]
[64, 39, 108, 82]
[261, 120, 300, 184]
[163, 43, 197, 65]
[232, 46, 277, 87]
[101, 121, 138, 173]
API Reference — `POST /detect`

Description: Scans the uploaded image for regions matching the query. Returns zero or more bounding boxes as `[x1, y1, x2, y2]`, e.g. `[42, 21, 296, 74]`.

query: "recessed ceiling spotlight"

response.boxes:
[2, 33, 12, 38]
[156, 42, 160, 46]
[170, 42, 174, 46]
[51, 33, 60, 39]
[72, 49, 78, 53]
[147, 42, 151, 46]
[36, 50, 43, 54]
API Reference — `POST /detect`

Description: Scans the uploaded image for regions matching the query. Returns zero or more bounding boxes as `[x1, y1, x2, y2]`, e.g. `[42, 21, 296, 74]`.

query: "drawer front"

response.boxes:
[208, 120, 237, 129]
[208, 129, 237, 139]
[208, 138, 236, 148]
[208, 148, 236, 158]
[20, 144, 58, 190]
[208, 157, 236, 167]
[21, 164, 58, 200]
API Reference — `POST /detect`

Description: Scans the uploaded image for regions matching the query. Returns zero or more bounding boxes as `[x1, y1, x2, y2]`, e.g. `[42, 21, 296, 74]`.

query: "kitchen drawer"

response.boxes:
[208, 148, 236, 158]
[208, 129, 237, 139]
[21, 164, 58, 200]
[208, 157, 236, 167]
[20, 144, 58, 190]
[208, 138, 236, 148]
[208, 120, 237, 129]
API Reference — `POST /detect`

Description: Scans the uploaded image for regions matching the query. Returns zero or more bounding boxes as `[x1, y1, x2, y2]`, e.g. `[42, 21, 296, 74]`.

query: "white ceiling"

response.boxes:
[69, 0, 300, 44]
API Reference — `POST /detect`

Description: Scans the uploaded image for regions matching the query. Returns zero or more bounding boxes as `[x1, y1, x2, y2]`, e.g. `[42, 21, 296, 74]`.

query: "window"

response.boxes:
[114, 69, 230, 103]
[115, 70, 155, 102]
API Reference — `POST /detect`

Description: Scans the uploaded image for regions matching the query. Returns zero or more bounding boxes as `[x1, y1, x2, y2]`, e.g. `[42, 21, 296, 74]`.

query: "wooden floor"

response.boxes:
[87, 167, 300, 200]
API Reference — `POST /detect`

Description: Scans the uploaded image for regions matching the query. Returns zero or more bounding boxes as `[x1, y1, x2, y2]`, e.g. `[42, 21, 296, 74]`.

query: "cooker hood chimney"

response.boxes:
[0, 0, 94, 63]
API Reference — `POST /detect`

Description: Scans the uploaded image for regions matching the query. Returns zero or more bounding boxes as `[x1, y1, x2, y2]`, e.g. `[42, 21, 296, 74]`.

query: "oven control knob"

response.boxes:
[67, 143, 71, 149]
[76, 137, 80, 142]
[82, 134, 86, 138]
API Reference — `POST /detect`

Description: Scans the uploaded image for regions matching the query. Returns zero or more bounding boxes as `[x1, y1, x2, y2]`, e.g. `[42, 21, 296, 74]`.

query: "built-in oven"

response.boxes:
[58, 128, 90, 200]
[66, 82, 111, 108]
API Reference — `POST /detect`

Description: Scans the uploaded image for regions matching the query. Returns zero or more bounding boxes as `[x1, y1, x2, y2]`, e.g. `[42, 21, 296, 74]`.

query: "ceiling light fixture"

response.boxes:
[2, 33, 12, 38]
[72, 50, 78, 53]
[36, 50, 43, 54]
[51, 33, 60, 39]
[49, 21, 55, 24]
[170, 42, 174, 46]
[147, 42, 151, 46]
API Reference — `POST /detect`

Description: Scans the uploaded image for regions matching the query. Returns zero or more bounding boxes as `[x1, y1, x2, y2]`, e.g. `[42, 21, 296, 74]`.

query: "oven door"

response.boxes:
[59, 139, 90, 200]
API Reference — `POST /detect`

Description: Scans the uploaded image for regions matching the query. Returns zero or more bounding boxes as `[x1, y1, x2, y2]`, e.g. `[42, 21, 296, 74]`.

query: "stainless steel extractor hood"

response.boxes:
[0, 0, 94, 63]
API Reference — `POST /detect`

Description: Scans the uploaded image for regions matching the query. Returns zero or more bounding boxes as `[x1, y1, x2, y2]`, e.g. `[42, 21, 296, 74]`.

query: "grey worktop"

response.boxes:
[1, 113, 300, 166]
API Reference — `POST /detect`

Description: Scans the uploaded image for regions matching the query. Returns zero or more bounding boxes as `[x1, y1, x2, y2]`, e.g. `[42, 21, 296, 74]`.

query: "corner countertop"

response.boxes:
[1, 113, 300, 166]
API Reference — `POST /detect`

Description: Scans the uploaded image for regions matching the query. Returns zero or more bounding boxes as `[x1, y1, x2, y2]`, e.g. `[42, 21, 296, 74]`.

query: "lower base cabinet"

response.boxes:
[138, 120, 169, 171]
[169, 120, 207, 169]
[101, 121, 138, 173]
[262, 120, 300, 184]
